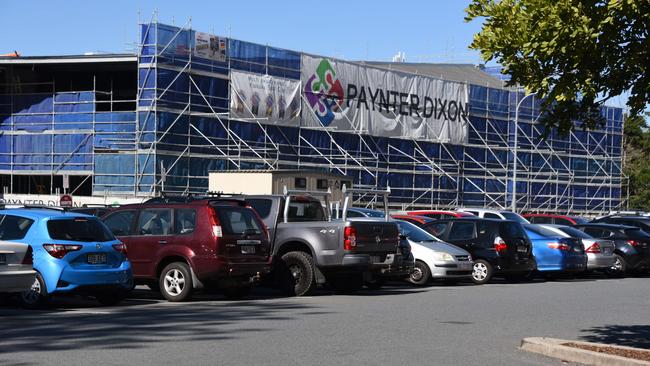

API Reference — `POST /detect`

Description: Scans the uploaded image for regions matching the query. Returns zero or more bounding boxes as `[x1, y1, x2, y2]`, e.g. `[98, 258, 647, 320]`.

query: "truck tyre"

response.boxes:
[159, 262, 194, 302]
[280, 251, 316, 297]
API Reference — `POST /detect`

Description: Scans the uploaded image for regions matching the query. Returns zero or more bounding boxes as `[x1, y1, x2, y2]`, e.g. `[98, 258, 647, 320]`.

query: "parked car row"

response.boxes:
[1, 200, 649, 308]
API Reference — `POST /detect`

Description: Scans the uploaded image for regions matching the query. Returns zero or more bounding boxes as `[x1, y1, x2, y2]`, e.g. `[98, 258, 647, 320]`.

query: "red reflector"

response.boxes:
[344, 226, 357, 251]
[627, 240, 640, 247]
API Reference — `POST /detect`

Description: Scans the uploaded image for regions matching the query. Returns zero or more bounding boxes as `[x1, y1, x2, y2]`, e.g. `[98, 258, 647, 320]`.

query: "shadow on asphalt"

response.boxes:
[0, 290, 327, 355]
[580, 324, 650, 349]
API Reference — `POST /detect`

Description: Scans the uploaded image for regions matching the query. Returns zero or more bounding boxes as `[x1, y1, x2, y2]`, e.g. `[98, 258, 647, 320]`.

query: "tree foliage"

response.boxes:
[466, 0, 649, 133]
[623, 114, 650, 210]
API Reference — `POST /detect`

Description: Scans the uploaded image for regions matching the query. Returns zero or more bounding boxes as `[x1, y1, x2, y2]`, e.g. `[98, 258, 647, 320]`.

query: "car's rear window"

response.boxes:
[0, 214, 34, 240]
[558, 226, 593, 239]
[623, 228, 650, 239]
[216, 207, 263, 235]
[525, 224, 561, 237]
[288, 200, 326, 222]
[246, 199, 273, 219]
[499, 222, 527, 238]
[47, 217, 115, 242]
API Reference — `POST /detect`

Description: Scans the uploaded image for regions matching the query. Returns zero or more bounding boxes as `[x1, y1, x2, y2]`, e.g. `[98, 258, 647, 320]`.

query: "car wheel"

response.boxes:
[280, 251, 316, 297]
[407, 260, 431, 286]
[20, 272, 49, 309]
[223, 285, 252, 300]
[159, 262, 194, 302]
[471, 260, 493, 285]
[607, 254, 627, 277]
[96, 290, 127, 306]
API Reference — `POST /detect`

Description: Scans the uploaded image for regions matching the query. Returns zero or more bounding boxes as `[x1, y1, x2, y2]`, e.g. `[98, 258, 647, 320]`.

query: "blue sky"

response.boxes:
[0, 0, 484, 64]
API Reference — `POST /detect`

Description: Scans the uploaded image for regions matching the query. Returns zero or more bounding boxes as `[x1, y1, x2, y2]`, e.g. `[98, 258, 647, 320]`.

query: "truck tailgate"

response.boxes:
[350, 220, 399, 254]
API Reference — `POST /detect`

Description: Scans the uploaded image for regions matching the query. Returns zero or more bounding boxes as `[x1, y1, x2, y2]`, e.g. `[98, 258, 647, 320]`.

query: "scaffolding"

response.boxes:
[0, 20, 626, 215]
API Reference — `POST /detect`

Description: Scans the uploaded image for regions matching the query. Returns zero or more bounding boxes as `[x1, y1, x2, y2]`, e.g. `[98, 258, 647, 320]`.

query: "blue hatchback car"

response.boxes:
[0, 207, 132, 307]
[523, 224, 587, 275]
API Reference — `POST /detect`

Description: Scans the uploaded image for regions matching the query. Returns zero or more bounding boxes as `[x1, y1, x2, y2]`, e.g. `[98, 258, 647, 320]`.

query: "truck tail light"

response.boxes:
[493, 236, 507, 253]
[344, 226, 357, 251]
[43, 244, 82, 259]
[585, 242, 601, 253]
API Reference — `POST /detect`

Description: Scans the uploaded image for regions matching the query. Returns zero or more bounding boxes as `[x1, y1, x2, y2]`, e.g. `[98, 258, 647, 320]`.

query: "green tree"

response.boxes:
[465, 0, 649, 133]
[623, 114, 650, 210]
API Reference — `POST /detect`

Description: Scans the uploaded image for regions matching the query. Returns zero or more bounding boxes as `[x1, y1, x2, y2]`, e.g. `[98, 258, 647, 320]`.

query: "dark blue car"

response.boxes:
[524, 224, 587, 275]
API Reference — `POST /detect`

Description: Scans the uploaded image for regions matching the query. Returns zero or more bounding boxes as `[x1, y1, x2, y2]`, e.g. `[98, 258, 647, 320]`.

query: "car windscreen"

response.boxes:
[47, 217, 115, 242]
[363, 210, 385, 218]
[499, 222, 527, 238]
[0, 214, 34, 240]
[500, 212, 529, 223]
[525, 224, 562, 237]
[558, 226, 593, 239]
[215, 207, 263, 235]
[623, 227, 650, 239]
[245, 199, 273, 219]
[396, 220, 440, 242]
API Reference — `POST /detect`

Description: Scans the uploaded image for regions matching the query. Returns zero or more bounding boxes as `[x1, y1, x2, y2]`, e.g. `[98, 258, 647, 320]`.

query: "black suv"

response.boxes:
[573, 223, 650, 275]
[421, 218, 535, 284]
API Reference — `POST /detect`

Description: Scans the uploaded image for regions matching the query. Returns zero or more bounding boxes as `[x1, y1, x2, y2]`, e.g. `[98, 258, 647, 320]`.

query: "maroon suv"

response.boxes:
[101, 197, 271, 301]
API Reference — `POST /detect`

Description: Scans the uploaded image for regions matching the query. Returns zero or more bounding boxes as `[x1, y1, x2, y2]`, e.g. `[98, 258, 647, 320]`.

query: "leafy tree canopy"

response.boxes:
[466, 0, 649, 133]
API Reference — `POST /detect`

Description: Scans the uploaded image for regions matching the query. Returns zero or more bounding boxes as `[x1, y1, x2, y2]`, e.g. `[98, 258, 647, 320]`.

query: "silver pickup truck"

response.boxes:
[239, 187, 408, 296]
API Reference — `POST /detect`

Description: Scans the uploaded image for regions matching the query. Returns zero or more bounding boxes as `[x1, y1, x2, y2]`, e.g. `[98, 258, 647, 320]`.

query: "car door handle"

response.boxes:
[158, 240, 167, 244]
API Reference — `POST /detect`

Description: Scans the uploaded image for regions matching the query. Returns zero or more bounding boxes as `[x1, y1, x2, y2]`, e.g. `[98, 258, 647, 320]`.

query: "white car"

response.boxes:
[0, 240, 35, 295]
[457, 208, 530, 223]
[393, 220, 473, 285]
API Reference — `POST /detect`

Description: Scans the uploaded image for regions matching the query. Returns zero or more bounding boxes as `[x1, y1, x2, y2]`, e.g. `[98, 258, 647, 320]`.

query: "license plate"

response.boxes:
[517, 246, 527, 253]
[370, 255, 381, 263]
[0, 254, 5, 264]
[240, 245, 256, 254]
[459, 262, 472, 270]
[87, 253, 107, 264]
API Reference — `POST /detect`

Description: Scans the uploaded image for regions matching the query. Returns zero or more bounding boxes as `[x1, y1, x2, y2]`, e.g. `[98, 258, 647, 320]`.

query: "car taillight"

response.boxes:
[627, 240, 640, 247]
[112, 243, 128, 257]
[493, 236, 507, 253]
[43, 244, 82, 259]
[344, 226, 357, 251]
[547, 242, 570, 251]
[585, 243, 601, 253]
[209, 207, 223, 239]
[22, 246, 33, 265]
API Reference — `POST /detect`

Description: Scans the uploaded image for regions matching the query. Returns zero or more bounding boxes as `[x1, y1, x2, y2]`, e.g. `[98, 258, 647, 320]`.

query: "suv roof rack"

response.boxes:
[341, 184, 391, 222]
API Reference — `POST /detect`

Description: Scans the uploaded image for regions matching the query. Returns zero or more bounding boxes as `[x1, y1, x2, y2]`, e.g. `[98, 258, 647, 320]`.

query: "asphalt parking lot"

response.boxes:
[2, 274, 649, 366]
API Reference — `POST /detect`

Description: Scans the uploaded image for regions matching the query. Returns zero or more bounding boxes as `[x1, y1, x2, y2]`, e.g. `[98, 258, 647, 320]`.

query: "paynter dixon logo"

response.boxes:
[304, 59, 344, 126]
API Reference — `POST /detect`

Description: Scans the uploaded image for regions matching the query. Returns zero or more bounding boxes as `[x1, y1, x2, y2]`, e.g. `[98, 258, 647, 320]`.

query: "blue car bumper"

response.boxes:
[39, 260, 133, 294]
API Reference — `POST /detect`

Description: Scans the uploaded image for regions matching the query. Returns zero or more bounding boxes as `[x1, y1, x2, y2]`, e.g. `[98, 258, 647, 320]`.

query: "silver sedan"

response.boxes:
[0, 240, 35, 294]
[540, 224, 616, 271]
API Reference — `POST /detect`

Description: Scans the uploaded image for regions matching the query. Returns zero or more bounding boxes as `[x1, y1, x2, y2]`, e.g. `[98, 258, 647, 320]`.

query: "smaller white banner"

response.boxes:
[194, 31, 227, 61]
[230, 71, 301, 126]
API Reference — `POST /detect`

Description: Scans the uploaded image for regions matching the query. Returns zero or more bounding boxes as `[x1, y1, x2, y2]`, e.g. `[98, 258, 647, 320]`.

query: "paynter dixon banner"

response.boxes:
[301, 54, 469, 144]
[230, 71, 301, 126]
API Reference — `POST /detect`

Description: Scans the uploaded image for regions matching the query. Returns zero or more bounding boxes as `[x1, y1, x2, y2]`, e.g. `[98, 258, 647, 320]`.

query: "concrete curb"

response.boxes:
[520, 337, 650, 366]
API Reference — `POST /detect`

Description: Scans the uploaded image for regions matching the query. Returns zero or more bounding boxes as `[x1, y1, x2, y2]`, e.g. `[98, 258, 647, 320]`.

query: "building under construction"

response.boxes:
[0, 21, 626, 214]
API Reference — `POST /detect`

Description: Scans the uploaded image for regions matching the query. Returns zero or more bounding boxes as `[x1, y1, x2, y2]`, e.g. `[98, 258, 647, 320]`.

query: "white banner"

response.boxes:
[230, 71, 301, 126]
[301, 55, 469, 143]
[194, 31, 227, 61]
